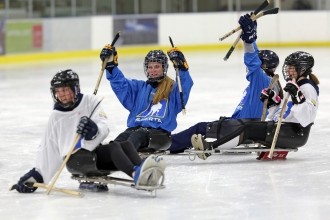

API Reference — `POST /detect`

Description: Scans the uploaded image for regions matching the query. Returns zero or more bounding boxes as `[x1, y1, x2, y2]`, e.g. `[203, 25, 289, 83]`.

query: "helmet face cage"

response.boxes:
[282, 51, 314, 81]
[258, 50, 279, 75]
[50, 69, 80, 108]
[144, 50, 169, 82]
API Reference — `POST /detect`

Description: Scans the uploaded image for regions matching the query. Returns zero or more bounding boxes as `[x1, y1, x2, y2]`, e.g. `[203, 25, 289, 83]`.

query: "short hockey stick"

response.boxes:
[93, 31, 121, 95]
[169, 36, 186, 114]
[254, 74, 280, 150]
[46, 97, 104, 195]
[223, 0, 269, 61]
[34, 183, 84, 197]
[219, 7, 279, 42]
[9, 179, 83, 197]
[223, 31, 242, 61]
[223, 8, 279, 60]
[267, 92, 290, 159]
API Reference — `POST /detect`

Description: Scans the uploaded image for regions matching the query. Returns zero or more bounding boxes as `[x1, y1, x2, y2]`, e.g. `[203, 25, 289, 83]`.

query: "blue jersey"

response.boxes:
[231, 42, 271, 119]
[106, 67, 193, 132]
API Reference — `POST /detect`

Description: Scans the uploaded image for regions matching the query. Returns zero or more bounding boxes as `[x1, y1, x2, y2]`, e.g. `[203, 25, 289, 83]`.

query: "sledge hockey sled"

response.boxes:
[66, 149, 165, 195]
[182, 120, 313, 161]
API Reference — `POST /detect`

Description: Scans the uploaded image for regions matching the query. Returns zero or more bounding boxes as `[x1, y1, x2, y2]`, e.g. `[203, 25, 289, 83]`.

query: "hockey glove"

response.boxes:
[239, 13, 257, 44]
[77, 116, 99, 140]
[167, 47, 189, 71]
[284, 80, 306, 104]
[100, 44, 118, 72]
[260, 88, 281, 108]
[14, 168, 44, 193]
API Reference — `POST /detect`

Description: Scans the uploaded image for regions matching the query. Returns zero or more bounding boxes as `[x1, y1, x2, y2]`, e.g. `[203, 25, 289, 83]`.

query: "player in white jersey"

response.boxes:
[192, 51, 319, 158]
[12, 69, 165, 193]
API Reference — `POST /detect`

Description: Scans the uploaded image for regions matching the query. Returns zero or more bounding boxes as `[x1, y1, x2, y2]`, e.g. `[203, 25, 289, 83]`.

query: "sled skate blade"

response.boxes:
[79, 182, 109, 192]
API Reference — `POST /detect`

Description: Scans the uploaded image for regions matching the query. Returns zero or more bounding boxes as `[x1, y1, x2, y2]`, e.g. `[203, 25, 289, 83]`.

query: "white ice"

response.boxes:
[0, 48, 330, 220]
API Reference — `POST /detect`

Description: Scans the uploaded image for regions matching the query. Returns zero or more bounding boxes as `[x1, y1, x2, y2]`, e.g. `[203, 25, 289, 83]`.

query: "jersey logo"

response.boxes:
[136, 99, 167, 122]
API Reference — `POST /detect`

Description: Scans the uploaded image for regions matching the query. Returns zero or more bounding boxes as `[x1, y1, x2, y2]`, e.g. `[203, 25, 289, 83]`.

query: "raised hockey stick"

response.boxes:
[46, 97, 104, 195]
[93, 31, 121, 95]
[223, 8, 279, 60]
[223, 0, 270, 60]
[219, 7, 279, 42]
[223, 31, 242, 61]
[267, 92, 290, 159]
[169, 36, 186, 114]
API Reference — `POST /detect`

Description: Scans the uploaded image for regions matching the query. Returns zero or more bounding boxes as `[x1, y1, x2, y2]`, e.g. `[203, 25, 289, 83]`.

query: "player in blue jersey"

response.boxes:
[169, 13, 282, 156]
[100, 45, 193, 151]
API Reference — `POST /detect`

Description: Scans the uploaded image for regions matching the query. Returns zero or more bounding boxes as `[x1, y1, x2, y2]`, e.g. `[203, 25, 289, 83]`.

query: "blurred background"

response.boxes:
[0, 0, 329, 62]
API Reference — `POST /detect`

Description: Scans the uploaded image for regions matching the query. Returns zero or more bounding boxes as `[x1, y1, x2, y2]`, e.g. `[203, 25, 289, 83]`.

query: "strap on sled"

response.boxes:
[66, 149, 112, 177]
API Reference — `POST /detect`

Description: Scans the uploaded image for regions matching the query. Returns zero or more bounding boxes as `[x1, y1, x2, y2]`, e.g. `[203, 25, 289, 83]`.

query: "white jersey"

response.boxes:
[266, 81, 319, 127]
[35, 94, 110, 183]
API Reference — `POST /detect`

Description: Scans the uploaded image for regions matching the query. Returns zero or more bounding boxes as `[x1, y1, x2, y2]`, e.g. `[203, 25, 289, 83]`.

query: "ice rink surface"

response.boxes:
[0, 48, 329, 220]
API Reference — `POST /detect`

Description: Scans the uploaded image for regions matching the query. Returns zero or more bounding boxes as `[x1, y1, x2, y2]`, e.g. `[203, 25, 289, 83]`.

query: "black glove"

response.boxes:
[167, 47, 189, 71]
[100, 44, 118, 72]
[260, 88, 281, 108]
[239, 14, 257, 44]
[13, 168, 44, 193]
[284, 80, 306, 104]
[77, 116, 98, 140]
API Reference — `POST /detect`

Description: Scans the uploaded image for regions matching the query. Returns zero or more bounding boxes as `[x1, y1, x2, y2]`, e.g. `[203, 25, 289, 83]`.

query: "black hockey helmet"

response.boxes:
[282, 51, 314, 81]
[144, 50, 169, 82]
[50, 69, 80, 108]
[258, 50, 279, 76]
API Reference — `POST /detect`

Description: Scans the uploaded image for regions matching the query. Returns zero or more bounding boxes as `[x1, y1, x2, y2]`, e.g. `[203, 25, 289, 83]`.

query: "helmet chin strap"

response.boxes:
[147, 75, 165, 83]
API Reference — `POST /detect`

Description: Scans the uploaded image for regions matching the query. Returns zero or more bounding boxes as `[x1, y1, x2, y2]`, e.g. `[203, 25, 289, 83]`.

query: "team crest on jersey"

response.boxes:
[136, 99, 167, 122]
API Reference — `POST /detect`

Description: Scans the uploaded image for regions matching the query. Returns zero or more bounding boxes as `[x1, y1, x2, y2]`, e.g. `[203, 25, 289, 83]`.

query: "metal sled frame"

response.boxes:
[184, 147, 298, 161]
[140, 144, 298, 161]
[67, 149, 165, 196]
[71, 167, 165, 197]
[183, 144, 298, 161]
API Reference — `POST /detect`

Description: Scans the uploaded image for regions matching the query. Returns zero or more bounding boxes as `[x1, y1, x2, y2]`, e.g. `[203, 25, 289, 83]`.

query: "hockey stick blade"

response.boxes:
[169, 36, 174, 47]
[259, 7, 279, 17]
[111, 31, 121, 46]
[253, 0, 270, 16]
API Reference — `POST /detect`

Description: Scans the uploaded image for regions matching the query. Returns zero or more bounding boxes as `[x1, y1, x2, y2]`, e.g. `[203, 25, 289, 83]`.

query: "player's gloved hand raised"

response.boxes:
[12, 168, 44, 193]
[284, 80, 306, 104]
[167, 47, 189, 71]
[260, 88, 281, 108]
[77, 116, 99, 140]
[239, 13, 257, 44]
[100, 44, 118, 72]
